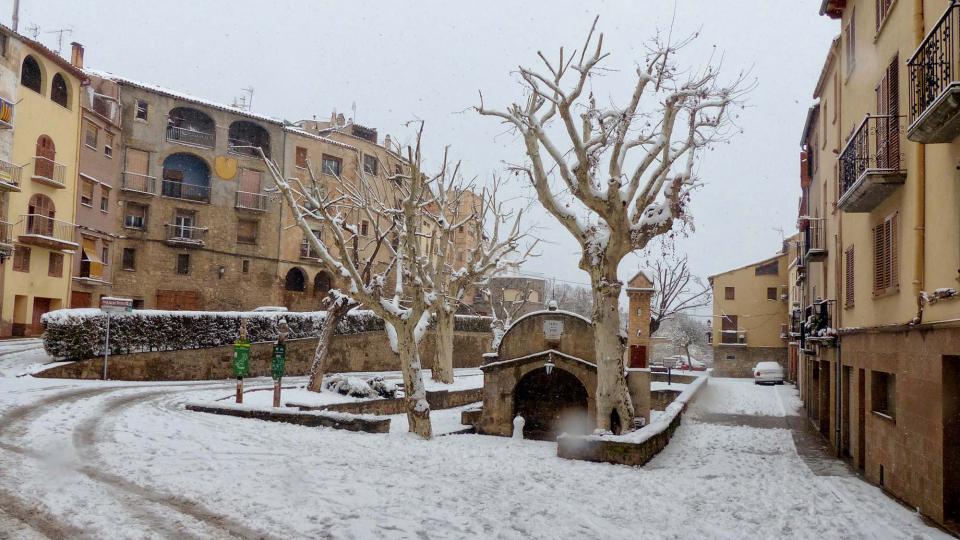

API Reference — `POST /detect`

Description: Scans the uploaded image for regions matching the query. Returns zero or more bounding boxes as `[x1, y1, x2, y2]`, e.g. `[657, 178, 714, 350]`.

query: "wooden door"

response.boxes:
[70, 291, 92, 308]
[31, 297, 51, 335]
[156, 289, 199, 311]
[629, 345, 647, 369]
[35, 135, 56, 178]
[27, 194, 55, 236]
[721, 315, 738, 344]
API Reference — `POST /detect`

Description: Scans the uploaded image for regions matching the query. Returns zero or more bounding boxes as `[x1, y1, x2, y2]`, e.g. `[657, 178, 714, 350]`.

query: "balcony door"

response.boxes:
[238, 168, 262, 208]
[35, 135, 55, 179]
[174, 210, 195, 240]
[27, 194, 55, 236]
[875, 55, 900, 170]
[721, 314, 738, 344]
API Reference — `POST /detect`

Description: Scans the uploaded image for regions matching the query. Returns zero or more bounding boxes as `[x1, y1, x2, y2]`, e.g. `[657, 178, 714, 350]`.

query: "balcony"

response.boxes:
[719, 330, 747, 345]
[91, 94, 120, 124]
[161, 179, 210, 203]
[0, 159, 22, 192]
[908, 2, 960, 143]
[31, 156, 66, 188]
[166, 125, 215, 149]
[236, 191, 267, 211]
[0, 219, 13, 258]
[16, 214, 77, 250]
[802, 300, 837, 348]
[804, 218, 826, 262]
[121, 172, 157, 195]
[838, 115, 906, 213]
[0, 96, 13, 129]
[165, 224, 207, 247]
[789, 309, 803, 338]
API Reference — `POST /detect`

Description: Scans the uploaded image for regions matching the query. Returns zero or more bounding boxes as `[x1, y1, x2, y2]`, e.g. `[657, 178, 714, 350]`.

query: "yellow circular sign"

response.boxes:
[215, 156, 238, 180]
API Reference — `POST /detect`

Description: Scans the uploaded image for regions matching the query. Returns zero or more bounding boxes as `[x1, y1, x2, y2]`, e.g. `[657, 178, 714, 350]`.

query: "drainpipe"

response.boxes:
[913, 0, 926, 301]
[11, 0, 18, 32]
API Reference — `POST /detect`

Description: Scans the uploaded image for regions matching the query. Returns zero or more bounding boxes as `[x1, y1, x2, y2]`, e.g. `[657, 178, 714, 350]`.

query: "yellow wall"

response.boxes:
[1, 42, 82, 333]
[710, 253, 789, 348]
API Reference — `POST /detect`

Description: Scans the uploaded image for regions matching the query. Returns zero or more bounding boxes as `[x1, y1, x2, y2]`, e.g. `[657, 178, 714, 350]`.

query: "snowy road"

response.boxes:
[0, 343, 951, 539]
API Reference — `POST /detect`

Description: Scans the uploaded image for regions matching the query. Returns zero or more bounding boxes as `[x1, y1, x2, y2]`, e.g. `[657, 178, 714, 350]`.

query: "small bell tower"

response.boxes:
[625, 271, 655, 368]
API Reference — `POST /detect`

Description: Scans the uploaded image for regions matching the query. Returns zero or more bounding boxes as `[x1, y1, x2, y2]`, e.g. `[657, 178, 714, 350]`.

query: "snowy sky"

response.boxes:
[10, 0, 837, 293]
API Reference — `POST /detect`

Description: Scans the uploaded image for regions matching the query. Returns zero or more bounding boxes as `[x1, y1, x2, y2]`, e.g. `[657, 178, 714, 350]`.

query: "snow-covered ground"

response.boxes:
[0, 342, 949, 539]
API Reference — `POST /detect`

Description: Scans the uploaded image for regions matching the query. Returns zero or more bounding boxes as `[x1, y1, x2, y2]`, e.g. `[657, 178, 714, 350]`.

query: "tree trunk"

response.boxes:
[306, 298, 354, 393]
[394, 322, 433, 439]
[592, 275, 635, 434]
[649, 317, 661, 336]
[431, 307, 455, 384]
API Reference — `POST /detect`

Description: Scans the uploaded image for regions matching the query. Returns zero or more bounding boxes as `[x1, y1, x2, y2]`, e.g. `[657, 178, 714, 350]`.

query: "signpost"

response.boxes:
[233, 319, 250, 403]
[99, 297, 133, 381]
[272, 317, 289, 408]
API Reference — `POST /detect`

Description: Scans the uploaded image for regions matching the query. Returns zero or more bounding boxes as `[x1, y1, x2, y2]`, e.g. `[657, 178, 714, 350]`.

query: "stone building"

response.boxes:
[625, 270, 654, 368]
[787, 0, 960, 526]
[470, 274, 546, 317]
[708, 251, 790, 377]
[0, 27, 21, 328]
[0, 27, 86, 336]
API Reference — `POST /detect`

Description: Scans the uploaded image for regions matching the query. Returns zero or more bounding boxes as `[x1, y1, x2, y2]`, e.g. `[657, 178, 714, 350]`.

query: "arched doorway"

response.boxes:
[35, 135, 56, 179]
[27, 194, 55, 236]
[51, 73, 69, 108]
[314, 271, 331, 296]
[285, 267, 306, 292]
[513, 366, 589, 440]
[21, 55, 42, 93]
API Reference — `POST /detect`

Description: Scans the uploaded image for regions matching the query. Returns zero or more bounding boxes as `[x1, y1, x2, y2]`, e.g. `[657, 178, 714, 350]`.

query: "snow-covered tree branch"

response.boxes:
[477, 17, 747, 434]
[646, 253, 712, 335]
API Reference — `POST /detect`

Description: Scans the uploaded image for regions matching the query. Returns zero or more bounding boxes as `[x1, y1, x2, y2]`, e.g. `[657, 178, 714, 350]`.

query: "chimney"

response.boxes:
[70, 42, 84, 69]
[336, 113, 345, 127]
[384, 134, 392, 149]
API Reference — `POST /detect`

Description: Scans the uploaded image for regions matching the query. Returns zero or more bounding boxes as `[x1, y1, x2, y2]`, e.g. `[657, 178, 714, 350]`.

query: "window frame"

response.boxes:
[12, 246, 30, 272]
[321, 154, 342, 177]
[121, 247, 136, 271]
[123, 202, 147, 230]
[135, 99, 149, 121]
[47, 251, 64, 277]
[175, 253, 191, 275]
[724, 286, 735, 301]
[84, 121, 99, 150]
[80, 178, 95, 207]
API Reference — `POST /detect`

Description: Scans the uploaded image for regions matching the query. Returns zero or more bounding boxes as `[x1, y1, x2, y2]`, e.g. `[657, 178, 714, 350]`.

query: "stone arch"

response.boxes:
[167, 107, 215, 147]
[314, 271, 331, 296]
[21, 55, 42, 93]
[513, 365, 589, 440]
[50, 73, 70, 108]
[285, 267, 307, 292]
[161, 152, 211, 202]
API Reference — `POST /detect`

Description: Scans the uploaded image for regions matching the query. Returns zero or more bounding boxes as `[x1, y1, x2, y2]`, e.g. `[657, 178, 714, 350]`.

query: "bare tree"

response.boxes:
[478, 18, 745, 433]
[306, 291, 358, 392]
[257, 125, 444, 439]
[668, 313, 707, 365]
[552, 282, 592, 317]
[646, 253, 711, 335]
[482, 282, 535, 350]
[424, 174, 534, 383]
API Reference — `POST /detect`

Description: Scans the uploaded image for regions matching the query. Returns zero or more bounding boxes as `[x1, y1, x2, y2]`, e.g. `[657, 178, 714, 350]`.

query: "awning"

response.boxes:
[82, 238, 103, 278]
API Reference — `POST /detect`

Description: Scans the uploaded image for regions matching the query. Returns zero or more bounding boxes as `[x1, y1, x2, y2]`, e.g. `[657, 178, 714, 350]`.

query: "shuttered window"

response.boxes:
[845, 246, 855, 308]
[873, 212, 899, 295]
[875, 55, 900, 170]
[876, 0, 894, 31]
[48, 252, 63, 277]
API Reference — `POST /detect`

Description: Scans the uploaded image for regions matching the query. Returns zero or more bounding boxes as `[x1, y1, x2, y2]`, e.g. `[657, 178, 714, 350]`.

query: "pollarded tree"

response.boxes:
[424, 174, 535, 383]
[646, 253, 711, 335]
[482, 281, 536, 351]
[478, 18, 745, 433]
[257, 125, 444, 439]
[668, 312, 707, 366]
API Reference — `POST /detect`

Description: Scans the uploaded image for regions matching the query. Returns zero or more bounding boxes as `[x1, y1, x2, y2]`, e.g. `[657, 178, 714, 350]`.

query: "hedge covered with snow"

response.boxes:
[41, 309, 491, 360]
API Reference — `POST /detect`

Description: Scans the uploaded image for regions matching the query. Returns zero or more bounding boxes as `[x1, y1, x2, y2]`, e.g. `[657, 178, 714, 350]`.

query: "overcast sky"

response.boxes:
[11, 0, 837, 293]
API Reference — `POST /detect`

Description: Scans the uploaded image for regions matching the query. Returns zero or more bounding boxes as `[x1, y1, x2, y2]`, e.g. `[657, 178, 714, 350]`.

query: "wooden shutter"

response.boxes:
[239, 168, 261, 193]
[873, 222, 885, 293]
[873, 213, 899, 294]
[126, 149, 149, 175]
[875, 56, 900, 170]
[890, 212, 899, 288]
[845, 246, 855, 308]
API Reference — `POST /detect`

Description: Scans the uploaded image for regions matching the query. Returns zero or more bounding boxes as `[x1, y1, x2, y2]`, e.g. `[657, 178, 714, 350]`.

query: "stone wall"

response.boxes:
[711, 345, 787, 377]
[38, 329, 491, 381]
[185, 403, 390, 433]
[290, 388, 483, 416]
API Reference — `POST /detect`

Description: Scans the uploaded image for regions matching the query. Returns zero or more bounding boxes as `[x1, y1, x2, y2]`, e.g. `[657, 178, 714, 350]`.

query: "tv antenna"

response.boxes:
[232, 87, 254, 111]
[24, 23, 39, 40]
[44, 27, 73, 55]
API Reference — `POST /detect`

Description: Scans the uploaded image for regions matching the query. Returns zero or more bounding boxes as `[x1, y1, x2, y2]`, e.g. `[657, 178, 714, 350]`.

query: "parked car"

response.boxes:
[676, 357, 707, 371]
[753, 361, 785, 385]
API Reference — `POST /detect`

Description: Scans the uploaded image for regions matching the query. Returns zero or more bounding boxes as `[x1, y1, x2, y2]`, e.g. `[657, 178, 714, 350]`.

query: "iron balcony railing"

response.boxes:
[720, 329, 747, 345]
[91, 93, 120, 124]
[908, 1, 960, 125]
[0, 219, 12, 244]
[166, 125, 215, 148]
[161, 179, 210, 203]
[18, 214, 76, 243]
[32, 156, 66, 187]
[235, 191, 267, 211]
[789, 308, 803, 337]
[839, 114, 904, 199]
[165, 223, 207, 243]
[227, 138, 266, 158]
[803, 300, 836, 347]
[805, 218, 826, 256]
[121, 172, 157, 194]
[0, 159, 22, 190]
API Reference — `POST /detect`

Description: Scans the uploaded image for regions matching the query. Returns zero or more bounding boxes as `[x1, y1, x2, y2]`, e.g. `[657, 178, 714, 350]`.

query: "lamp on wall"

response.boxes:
[544, 357, 555, 375]
[218, 266, 225, 279]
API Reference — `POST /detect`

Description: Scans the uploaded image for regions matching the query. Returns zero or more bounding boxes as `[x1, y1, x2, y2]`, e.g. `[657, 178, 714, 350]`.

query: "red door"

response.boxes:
[629, 345, 647, 369]
[31, 297, 51, 335]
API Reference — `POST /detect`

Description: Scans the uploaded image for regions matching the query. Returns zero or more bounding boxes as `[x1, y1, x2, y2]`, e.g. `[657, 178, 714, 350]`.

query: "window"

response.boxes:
[122, 248, 136, 270]
[321, 155, 342, 177]
[100, 186, 110, 212]
[132, 298, 144, 309]
[48, 252, 63, 277]
[101, 243, 110, 266]
[360, 220, 369, 236]
[871, 371, 896, 418]
[242, 259, 250, 273]
[50, 73, 69, 108]
[876, 0, 894, 31]
[237, 219, 258, 244]
[84, 122, 98, 149]
[845, 246, 855, 308]
[135, 99, 148, 121]
[755, 260, 779, 276]
[21, 55, 41, 93]
[873, 212, 899, 295]
[104, 133, 114, 158]
[844, 8, 856, 76]
[295, 146, 308, 168]
[12, 246, 30, 272]
[80, 179, 95, 206]
[176, 253, 190, 275]
[724, 287, 735, 300]
[767, 287, 778, 301]
[123, 203, 147, 229]
[875, 55, 900, 170]
[0, 34, 7, 58]
[363, 154, 378, 175]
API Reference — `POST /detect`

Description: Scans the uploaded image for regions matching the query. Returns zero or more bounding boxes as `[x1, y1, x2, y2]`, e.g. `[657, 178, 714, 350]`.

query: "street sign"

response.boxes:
[543, 320, 564, 340]
[271, 343, 286, 380]
[233, 340, 251, 378]
[100, 296, 133, 314]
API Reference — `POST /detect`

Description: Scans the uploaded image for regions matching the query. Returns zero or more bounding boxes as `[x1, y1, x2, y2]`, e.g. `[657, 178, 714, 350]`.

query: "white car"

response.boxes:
[753, 361, 785, 385]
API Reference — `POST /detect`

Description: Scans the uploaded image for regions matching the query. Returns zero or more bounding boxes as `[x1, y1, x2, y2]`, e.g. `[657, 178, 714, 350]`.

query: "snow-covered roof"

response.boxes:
[85, 69, 285, 126]
[283, 125, 358, 151]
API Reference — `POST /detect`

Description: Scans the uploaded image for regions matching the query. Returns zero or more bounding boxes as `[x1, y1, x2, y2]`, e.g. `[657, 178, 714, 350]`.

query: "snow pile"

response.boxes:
[324, 374, 398, 399]
[41, 309, 491, 361]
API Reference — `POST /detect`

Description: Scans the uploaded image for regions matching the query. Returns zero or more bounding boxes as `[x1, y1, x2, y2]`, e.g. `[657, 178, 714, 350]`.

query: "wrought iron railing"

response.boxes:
[720, 329, 747, 345]
[0, 159, 22, 188]
[839, 114, 904, 198]
[805, 218, 825, 254]
[122, 172, 156, 194]
[165, 223, 207, 243]
[18, 214, 75, 242]
[161, 179, 210, 203]
[804, 300, 836, 343]
[236, 191, 267, 211]
[32, 156, 66, 187]
[166, 125, 215, 148]
[908, 2, 960, 124]
[0, 219, 12, 244]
